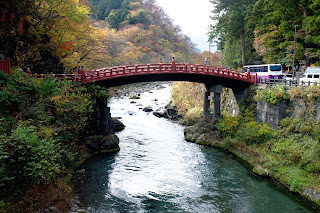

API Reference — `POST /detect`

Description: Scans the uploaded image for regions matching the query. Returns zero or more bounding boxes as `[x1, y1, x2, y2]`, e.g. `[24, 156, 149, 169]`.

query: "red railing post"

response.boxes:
[171, 61, 176, 72]
[255, 73, 257, 85]
[247, 71, 250, 82]
[7, 57, 11, 75]
[25, 65, 31, 76]
[0, 57, 11, 75]
[80, 70, 86, 84]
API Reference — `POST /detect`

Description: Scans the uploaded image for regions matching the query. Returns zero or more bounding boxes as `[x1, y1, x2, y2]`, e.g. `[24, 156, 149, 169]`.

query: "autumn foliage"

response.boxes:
[0, 0, 201, 74]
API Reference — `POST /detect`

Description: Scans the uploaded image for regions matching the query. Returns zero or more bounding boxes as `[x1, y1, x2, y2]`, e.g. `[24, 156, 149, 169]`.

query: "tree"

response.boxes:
[106, 9, 129, 29]
[209, 0, 257, 67]
[251, 0, 305, 67]
[128, 9, 151, 28]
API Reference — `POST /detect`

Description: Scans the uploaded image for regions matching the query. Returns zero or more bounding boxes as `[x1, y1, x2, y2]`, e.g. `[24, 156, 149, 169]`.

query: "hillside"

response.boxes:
[0, 0, 205, 74]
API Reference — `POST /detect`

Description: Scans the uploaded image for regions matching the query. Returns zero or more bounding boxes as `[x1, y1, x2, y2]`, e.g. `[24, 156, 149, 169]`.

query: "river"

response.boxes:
[74, 83, 314, 213]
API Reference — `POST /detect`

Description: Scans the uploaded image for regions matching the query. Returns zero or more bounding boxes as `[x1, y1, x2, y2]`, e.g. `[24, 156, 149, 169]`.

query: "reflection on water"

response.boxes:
[74, 83, 314, 213]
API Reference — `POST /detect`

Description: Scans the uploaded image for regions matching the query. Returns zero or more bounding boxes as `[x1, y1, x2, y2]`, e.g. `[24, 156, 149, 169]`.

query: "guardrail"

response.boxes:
[28, 73, 82, 82]
[258, 78, 320, 87]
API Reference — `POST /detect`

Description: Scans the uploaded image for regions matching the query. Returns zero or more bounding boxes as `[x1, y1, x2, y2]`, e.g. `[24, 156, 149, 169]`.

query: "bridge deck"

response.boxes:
[80, 62, 257, 85]
[0, 60, 257, 86]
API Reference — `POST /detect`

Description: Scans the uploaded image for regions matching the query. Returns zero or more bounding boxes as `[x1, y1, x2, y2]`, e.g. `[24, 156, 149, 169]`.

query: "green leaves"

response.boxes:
[209, 0, 257, 67]
[0, 71, 99, 198]
[211, 0, 320, 66]
[0, 120, 71, 197]
[217, 113, 241, 137]
[254, 85, 289, 105]
[217, 112, 272, 144]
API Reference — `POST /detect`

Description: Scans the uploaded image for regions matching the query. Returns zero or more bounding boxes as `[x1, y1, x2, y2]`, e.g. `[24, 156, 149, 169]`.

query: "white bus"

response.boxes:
[243, 64, 283, 82]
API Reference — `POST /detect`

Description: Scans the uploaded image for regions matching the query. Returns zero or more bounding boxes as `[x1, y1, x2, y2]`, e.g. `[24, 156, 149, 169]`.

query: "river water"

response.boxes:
[74, 83, 315, 213]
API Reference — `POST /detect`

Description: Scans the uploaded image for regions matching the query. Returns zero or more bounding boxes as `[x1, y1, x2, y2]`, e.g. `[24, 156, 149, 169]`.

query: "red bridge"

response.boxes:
[0, 59, 257, 90]
[0, 59, 257, 117]
[0, 60, 257, 88]
[79, 61, 257, 87]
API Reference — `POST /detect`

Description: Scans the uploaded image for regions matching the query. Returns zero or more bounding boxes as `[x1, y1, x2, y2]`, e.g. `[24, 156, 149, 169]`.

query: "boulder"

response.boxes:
[143, 106, 153, 112]
[153, 111, 168, 118]
[112, 117, 125, 132]
[48, 206, 59, 212]
[184, 116, 218, 143]
[129, 94, 140, 99]
[101, 135, 120, 151]
[164, 102, 179, 119]
[85, 134, 120, 153]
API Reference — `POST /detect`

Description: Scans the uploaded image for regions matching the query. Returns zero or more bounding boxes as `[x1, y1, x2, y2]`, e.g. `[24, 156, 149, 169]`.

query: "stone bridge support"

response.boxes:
[95, 99, 114, 136]
[204, 85, 249, 118]
[232, 87, 249, 108]
[203, 84, 223, 118]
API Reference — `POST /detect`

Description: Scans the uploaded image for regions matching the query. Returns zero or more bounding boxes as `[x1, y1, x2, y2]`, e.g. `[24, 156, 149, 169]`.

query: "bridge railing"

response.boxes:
[81, 62, 257, 85]
[258, 78, 320, 87]
[6, 61, 256, 85]
[0, 58, 11, 75]
[27, 73, 82, 82]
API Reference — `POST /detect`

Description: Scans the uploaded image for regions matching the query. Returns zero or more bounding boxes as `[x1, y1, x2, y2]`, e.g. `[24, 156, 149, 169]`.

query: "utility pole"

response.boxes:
[241, 0, 246, 66]
[208, 42, 211, 66]
[293, 25, 299, 80]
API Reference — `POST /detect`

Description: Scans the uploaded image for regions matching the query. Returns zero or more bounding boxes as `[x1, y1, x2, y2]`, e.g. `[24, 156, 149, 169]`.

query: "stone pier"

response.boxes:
[203, 84, 223, 118]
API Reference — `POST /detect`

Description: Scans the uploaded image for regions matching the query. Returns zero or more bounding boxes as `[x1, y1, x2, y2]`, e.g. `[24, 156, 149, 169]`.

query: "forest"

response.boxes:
[2, 0, 320, 211]
[0, 0, 220, 74]
[0, 0, 219, 211]
[210, 0, 320, 70]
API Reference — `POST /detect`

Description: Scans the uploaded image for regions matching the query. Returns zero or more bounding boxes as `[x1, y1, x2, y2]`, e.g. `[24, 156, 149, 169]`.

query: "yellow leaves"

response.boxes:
[171, 82, 205, 114]
[37, 125, 58, 139]
[129, 2, 141, 10]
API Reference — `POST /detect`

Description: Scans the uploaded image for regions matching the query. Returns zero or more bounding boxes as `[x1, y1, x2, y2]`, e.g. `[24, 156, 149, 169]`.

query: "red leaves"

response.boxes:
[10, 13, 15, 24]
[60, 41, 73, 51]
[1, 10, 24, 36]
[1, 9, 8, 22]
[18, 17, 24, 35]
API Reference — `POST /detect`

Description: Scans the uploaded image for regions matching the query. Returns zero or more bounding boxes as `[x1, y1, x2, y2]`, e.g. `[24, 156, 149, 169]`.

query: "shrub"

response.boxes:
[217, 113, 241, 137]
[50, 85, 93, 141]
[236, 121, 273, 145]
[86, 84, 110, 105]
[0, 120, 72, 198]
[278, 117, 319, 138]
[300, 140, 320, 174]
[183, 106, 203, 125]
[171, 82, 204, 115]
[254, 85, 289, 105]
[284, 167, 310, 192]
[270, 136, 303, 165]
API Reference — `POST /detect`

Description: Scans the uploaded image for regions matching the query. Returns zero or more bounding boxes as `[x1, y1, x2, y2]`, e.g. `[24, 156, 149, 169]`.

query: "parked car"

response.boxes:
[283, 74, 294, 81]
[299, 67, 320, 85]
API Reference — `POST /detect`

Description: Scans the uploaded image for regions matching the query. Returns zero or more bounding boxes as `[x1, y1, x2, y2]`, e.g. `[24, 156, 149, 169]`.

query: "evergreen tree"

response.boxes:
[209, 0, 257, 67]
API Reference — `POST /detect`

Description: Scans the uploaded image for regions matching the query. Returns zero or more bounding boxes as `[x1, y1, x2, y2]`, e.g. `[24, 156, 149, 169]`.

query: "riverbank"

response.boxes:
[70, 82, 174, 211]
[72, 82, 314, 212]
[184, 115, 320, 211]
[0, 70, 126, 212]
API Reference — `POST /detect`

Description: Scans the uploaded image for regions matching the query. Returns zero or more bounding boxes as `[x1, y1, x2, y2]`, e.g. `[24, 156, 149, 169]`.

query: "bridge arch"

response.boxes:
[82, 62, 256, 118]
[80, 62, 256, 91]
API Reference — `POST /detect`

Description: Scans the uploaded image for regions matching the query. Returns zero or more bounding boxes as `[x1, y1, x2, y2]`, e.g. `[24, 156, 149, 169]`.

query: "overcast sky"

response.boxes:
[155, 0, 215, 52]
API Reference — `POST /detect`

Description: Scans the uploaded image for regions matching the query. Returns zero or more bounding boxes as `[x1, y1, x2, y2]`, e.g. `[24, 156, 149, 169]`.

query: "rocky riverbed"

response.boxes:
[71, 82, 179, 213]
[110, 82, 180, 120]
